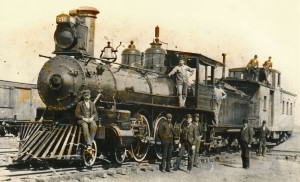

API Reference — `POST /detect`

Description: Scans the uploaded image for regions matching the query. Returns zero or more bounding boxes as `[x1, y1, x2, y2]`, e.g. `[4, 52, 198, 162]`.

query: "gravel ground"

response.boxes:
[0, 134, 299, 182]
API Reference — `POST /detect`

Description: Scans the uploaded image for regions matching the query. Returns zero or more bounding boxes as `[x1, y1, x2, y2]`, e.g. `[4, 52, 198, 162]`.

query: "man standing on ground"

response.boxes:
[258, 120, 270, 157]
[174, 114, 197, 173]
[239, 119, 254, 169]
[167, 59, 194, 107]
[192, 113, 203, 167]
[158, 113, 176, 173]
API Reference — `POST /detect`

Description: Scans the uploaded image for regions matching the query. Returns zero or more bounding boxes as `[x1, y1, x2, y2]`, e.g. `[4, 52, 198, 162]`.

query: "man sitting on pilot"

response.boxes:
[75, 90, 98, 152]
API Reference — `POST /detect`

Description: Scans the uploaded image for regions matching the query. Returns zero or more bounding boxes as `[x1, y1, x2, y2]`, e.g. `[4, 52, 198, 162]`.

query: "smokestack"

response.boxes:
[69, 7, 100, 57]
[222, 53, 226, 79]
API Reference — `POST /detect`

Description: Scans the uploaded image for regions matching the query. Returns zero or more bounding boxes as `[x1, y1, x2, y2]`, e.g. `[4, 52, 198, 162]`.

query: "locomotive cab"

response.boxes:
[165, 50, 224, 110]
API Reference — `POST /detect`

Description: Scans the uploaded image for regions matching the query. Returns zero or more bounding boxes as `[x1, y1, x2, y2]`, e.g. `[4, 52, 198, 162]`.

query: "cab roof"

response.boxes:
[167, 50, 224, 67]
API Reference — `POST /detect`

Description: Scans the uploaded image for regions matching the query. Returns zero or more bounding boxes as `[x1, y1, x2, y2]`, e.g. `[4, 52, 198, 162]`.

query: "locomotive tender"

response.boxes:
[14, 6, 296, 166]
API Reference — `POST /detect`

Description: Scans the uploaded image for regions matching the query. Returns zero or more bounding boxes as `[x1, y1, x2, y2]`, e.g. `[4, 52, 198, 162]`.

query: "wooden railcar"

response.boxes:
[0, 80, 45, 136]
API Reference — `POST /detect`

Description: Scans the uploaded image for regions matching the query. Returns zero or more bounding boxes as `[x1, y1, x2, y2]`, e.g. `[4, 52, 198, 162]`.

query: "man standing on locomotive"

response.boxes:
[240, 119, 254, 169]
[192, 113, 203, 167]
[75, 90, 98, 153]
[174, 114, 197, 173]
[167, 59, 194, 107]
[246, 55, 259, 80]
[258, 120, 270, 157]
[212, 82, 227, 126]
[158, 113, 176, 173]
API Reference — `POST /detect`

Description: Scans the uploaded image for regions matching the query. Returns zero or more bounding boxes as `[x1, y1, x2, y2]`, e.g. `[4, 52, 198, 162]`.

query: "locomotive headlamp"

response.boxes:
[54, 14, 77, 50]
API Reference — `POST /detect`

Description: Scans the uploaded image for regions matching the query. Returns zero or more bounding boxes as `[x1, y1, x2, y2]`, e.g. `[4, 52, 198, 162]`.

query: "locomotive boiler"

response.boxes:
[13, 6, 296, 167]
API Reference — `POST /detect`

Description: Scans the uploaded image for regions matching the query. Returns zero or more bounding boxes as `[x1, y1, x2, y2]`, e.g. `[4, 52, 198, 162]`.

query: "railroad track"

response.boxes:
[1, 141, 298, 181]
[0, 148, 18, 154]
[0, 160, 165, 181]
[1, 163, 132, 180]
[269, 149, 300, 154]
[267, 149, 300, 162]
[1, 151, 298, 182]
[0, 155, 215, 181]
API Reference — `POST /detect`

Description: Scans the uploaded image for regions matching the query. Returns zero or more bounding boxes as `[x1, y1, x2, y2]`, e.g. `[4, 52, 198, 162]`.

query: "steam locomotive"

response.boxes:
[14, 6, 296, 167]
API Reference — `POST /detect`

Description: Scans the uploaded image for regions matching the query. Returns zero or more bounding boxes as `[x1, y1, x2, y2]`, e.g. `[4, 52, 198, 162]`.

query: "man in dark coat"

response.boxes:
[240, 119, 254, 169]
[174, 114, 197, 173]
[192, 113, 203, 167]
[75, 90, 98, 151]
[258, 120, 270, 157]
[158, 113, 176, 173]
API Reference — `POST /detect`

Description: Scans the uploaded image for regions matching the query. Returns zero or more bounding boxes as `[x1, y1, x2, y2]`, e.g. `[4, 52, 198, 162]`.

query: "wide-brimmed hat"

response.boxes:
[166, 113, 172, 118]
[193, 113, 199, 118]
[186, 114, 192, 118]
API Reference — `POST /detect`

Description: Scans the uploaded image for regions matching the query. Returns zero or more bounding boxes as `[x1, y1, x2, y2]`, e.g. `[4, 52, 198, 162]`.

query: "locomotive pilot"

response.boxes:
[246, 55, 259, 81]
[167, 59, 194, 107]
[158, 113, 176, 173]
[192, 113, 203, 167]
[75, 90, 98, 153]
[174, 114, 197, 173]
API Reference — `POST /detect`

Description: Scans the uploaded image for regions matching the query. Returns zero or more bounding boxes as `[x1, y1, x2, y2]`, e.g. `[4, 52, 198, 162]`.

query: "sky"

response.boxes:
[0, 0, 299, 124]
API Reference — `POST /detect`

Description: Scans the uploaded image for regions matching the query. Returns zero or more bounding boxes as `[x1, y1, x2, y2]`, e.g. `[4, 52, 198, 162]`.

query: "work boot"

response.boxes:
[173, 165, 178, 171]
[160, 169, 166, 173]
[166, 168, 172, 173]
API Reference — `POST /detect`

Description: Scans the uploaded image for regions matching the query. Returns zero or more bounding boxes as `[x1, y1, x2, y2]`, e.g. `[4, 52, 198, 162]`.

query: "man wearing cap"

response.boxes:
[239, 119, 254, 169]
[262, 57, 272, 85]
[174, 114, 197, 173]
[192, 113, 203, 167]
[258, 120, 270, 157]
[246, 55, 259, 80]
[262, 57, 272, 70]
[212, 82, 227, 126]
[75, 90, 98, 152]
[158, 113, 176, 173]
[167, 59, 194, 107]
